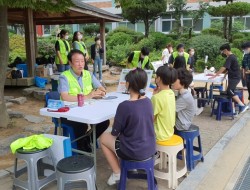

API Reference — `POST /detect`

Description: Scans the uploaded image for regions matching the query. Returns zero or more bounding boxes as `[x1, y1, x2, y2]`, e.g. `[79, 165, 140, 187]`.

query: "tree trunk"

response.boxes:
[0, 6, 10, 128]
[223, 17, 228, 40]
[144, 19, 150, 38]
[228, 16, 233, 42]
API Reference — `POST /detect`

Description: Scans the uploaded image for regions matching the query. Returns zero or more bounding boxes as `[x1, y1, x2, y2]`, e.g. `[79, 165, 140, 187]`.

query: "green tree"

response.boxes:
[169, 0, 188, 35]
[0, 0, 72, 128]
[115, 0, 167, 37]
[208, 1, 250, 41]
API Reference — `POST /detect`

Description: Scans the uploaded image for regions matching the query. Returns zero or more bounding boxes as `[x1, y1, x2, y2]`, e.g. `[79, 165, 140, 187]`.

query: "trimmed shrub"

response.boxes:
[106, 43, 132, 67]
[232, 38, 246, 49]
[233, 33, 245, 40]
[189, 34, 226, 63]
[231, 47, 243, 64]
[134, 36, 156, 52]
[106, 32, 133, 49]
[9, 34, 26, 63]
[107, 27, 144, 43]
[83, 25, 109, 36]
[149, 32, 172, 50]
[201, 28, 223, 37]
[37, 37, 56, 58]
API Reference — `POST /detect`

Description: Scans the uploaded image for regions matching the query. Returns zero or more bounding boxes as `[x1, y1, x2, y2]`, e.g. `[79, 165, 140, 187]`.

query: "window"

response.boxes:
[137, 22, 145, 32]
[183, 20, 192, 28]
[127, 23, 135, 30]
[105, 22, 112, 31]
[43, 25, 51, 35]
[193, 19, 203, 31]
[246, 17, 250, 29]
[162, 21, 171, 32]
[118, 22, 127, 27]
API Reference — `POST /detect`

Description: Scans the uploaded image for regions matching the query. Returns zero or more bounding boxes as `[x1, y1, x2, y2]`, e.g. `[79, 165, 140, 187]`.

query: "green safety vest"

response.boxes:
[55, 39, 70, 65]
[172, 51, 189, 68]
[61, 70, 93, 96]
[130, 51, 149, 69]
[75, 41, 88, 55]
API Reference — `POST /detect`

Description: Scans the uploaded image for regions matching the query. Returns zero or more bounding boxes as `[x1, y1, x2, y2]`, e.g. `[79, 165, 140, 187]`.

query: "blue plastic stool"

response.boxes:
[194, 87, 208, 107]
[119, 157, 157, 190]
[45, 92, 78, 151]
[209, 84, 223, 100]
[211, 95, 234, 121]
[175, 125, 204, 171]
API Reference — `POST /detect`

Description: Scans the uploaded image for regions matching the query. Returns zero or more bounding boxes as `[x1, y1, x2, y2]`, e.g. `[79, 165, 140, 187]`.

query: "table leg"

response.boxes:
[92, 124, 97, 172]
[58, 118, 62, 136]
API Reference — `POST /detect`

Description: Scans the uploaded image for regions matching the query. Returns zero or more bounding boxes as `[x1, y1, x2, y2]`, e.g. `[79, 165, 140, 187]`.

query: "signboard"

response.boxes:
[117, 69, 153, 93]
[151, 60, 163, 72]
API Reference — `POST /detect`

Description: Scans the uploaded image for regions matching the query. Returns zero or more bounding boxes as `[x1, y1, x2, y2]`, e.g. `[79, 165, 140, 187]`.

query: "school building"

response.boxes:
[37, 0, 250, 36]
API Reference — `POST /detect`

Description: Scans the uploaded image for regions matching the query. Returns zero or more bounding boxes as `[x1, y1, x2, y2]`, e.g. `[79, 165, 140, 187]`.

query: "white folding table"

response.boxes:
[193, 73, 227, 100]
[40, 91, 152, 171]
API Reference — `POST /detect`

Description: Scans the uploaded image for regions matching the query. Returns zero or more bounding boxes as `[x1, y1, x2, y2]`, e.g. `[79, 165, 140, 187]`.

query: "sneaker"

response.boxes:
[239, 105, 249, 114]
[107, 172, 120, 186]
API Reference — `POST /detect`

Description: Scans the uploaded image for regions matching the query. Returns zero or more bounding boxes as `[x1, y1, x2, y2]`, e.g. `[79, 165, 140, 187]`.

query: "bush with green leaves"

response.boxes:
[232, 38, 246, 50]
[231, 47, 243, 64]
[83, 25, 109, 36]
[189, 34, 226, 63]
[149, 32, 172, 50]
[37, 37, 57, 58]
[9, 34, 26, 63]
[134, 36, 156, 52]
[194, 59, 211, 73]
[106, 32, 133, 49]
[107, 27, 144, 43]
[201, 28, 223, 37]
[232, 33, 245, 40]
[106, 43, 133, 67]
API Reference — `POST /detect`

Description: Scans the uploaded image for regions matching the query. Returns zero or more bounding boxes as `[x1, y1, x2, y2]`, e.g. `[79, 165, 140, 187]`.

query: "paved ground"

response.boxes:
[0, 80, 249, 189]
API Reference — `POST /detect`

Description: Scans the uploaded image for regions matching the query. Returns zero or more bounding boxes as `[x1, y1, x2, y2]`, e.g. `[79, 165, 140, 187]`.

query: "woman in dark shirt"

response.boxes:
[100, 68, 156, 186]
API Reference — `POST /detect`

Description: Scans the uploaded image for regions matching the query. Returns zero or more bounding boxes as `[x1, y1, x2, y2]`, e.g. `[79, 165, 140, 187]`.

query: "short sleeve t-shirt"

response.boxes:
[162, 48, 170, 64]
[111, 98, 156, 160]
[151, 89, 176, 141]
[223, 54, 240, 80]
[175, 89, 195, 131]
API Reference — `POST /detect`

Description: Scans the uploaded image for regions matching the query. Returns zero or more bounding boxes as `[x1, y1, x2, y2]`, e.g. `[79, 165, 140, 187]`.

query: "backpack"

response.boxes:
[11, 70, 22, 79]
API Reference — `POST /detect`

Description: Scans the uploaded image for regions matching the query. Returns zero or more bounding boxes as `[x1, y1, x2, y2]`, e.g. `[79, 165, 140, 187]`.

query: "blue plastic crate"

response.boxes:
[16, 64, 27, 77]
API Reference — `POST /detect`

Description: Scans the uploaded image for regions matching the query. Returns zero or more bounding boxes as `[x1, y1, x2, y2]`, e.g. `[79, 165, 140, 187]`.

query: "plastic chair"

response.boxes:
[194, 87, 208, 107]
[13, 148, 56, 190]
[208, 84, 223, 100]
[175, 125, 204, 171]
[154, 135, 187, 189]
[45, 91, 78, 150]
[119, 157, 157, 190]
[210, 95, 234, 121]
[56, 155, 96, 190]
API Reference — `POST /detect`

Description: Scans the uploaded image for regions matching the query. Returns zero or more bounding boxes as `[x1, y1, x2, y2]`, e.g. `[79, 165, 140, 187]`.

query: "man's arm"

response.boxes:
[209, 67, 226, 79]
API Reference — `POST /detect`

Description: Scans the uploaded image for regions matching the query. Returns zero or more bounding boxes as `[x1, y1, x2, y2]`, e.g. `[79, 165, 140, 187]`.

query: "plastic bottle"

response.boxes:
[204, 66, 208, 75]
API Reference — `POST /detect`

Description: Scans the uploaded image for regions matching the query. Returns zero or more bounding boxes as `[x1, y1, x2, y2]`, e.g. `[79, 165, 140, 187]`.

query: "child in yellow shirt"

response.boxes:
[151, 66, 178, 141]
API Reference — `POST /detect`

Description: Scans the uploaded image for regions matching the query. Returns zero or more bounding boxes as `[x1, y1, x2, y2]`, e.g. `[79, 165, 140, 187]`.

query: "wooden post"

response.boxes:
[100, 19, 106, 65]
[24, 8, 36, 77]
[34, 23, 38, 57]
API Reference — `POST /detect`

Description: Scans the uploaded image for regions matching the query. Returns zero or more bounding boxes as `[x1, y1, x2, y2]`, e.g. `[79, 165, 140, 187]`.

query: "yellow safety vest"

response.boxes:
[61, 70, 93, 96]
[172, 51, 189, 69]
[55, 39, 70, 65]
[130, 51, 149, 69]
[75, 41, 88, 56]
